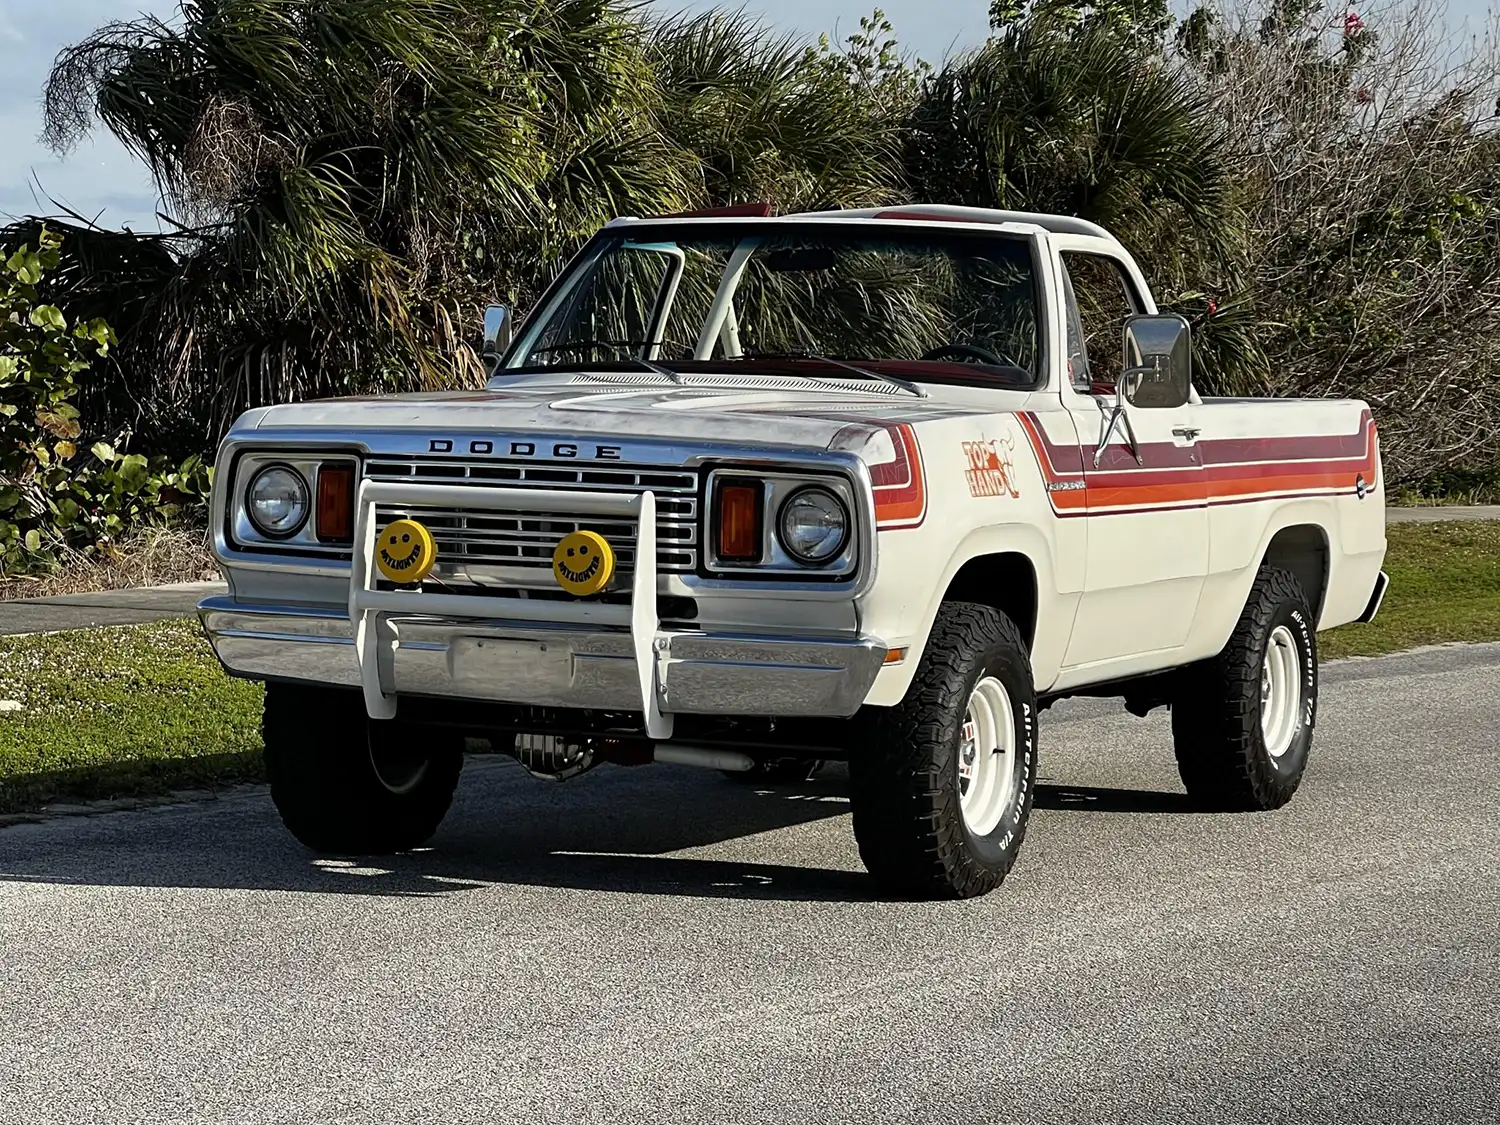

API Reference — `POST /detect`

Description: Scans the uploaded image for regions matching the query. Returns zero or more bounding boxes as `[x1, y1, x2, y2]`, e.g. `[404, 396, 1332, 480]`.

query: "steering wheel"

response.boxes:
[920, 343, 1022, 369]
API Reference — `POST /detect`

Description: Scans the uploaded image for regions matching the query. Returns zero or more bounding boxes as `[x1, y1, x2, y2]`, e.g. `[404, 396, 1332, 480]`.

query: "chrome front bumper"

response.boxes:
[198, 597, 886, 721]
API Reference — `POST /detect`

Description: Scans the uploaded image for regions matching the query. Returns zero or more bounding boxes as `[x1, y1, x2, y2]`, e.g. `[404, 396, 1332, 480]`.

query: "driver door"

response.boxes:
[1056, 248, 1209, 671]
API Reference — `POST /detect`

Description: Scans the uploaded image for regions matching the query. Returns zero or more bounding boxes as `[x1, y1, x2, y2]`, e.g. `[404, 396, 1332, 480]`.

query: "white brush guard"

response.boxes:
[348, 479, 673, 739]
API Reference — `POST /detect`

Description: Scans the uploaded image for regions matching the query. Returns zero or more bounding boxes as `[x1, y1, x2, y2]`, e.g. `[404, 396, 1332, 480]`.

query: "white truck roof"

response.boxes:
[606, 203, 1119, 242]
[790, 204, 1118, 240]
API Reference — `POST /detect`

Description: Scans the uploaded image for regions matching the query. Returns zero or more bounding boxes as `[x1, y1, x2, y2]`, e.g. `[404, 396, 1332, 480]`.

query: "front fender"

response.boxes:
[859, 521, 1075, 707]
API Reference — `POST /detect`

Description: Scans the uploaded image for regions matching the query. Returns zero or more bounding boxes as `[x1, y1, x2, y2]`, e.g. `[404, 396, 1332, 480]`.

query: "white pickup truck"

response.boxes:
[199, 204, 1388, 899]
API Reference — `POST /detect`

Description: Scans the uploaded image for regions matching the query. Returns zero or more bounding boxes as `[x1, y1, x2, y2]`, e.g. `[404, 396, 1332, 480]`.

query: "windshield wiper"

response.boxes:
[739, 351, 927, 398]
[623, 356, 682, 383]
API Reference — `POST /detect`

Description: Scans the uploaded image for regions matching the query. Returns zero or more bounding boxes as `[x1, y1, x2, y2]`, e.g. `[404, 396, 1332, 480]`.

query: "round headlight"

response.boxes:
[777, 487, 849, 564]
[247, 465, 309, 538]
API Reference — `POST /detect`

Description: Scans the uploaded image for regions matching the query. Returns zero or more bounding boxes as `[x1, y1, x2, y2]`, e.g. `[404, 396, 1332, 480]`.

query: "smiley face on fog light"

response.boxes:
[375, 519, 437, 583]
[552, 530, 615, 596]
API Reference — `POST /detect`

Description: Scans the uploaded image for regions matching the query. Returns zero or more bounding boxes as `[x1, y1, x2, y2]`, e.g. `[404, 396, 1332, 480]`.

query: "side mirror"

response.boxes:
[482, 305, 514, 373]
[1119, 313, 1191, 409]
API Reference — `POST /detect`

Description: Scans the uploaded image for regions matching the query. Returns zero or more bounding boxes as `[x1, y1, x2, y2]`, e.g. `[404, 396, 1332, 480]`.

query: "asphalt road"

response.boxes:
[1384, 504, 1500, 523]
[2, 644, 1498, 1125]
[0, 581, 227, 636]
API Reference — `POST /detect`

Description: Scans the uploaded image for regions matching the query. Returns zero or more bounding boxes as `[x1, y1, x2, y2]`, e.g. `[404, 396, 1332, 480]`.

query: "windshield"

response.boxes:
[505, 223, 1043, 387]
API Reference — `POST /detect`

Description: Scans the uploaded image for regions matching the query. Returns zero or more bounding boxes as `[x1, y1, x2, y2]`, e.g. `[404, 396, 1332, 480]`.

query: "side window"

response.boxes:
[1059, 253, 1139, 395]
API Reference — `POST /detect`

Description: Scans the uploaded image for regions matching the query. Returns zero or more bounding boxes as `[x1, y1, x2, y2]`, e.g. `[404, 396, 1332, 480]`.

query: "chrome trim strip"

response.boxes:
[365, 456, 698, 490]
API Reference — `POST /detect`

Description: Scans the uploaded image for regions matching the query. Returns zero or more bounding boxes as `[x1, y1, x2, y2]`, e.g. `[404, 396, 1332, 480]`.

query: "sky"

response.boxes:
[0, 0, 1488, 231]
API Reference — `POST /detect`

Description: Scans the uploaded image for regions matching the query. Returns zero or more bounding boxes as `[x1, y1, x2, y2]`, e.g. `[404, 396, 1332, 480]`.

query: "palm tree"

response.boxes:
[27, 0, 898, 451]
[17, 1, 1255, 451]
[903, 18, 1263, 391]
[647, 10, 904, 211]
[34, 1, 646, 443]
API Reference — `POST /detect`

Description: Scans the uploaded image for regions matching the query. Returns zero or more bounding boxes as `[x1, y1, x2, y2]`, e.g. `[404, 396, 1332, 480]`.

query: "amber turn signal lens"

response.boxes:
[716, 481, 763, 561]
[315, 463, 354, 543]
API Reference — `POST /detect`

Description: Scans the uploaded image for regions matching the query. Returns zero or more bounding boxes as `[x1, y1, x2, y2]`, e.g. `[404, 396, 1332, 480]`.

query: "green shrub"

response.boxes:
[0, 229, 211, 576]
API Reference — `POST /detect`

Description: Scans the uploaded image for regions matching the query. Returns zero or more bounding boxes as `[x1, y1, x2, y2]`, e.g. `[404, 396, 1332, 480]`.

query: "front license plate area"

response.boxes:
[447, 636, 574, 693]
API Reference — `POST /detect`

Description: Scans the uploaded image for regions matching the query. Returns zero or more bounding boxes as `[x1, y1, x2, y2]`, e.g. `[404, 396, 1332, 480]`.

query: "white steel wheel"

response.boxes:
[1260, 624, 1303, 759]
[851, 602, 1038, 899]
[957, 676, 1020, 836]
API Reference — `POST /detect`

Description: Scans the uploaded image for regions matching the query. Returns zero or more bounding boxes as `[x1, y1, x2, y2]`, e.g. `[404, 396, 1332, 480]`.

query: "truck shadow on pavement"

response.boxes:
[0, 758, 1200, 903]
[1033, 783, 1197, 814]
[0, 756, 876, 903]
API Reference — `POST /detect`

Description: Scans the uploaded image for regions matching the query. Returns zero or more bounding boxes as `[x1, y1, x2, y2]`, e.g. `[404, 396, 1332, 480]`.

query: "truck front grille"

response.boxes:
[363, 457, 700, 580]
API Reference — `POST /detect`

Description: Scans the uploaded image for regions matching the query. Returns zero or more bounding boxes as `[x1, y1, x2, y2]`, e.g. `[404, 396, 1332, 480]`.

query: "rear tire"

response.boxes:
[263, 683, 464, 854]
[850, 602, 1038, 900]
[1172, 565, 1318, 811]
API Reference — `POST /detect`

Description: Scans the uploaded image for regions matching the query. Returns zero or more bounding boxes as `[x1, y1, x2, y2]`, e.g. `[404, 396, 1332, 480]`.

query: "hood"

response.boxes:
[246, 369, 1009, 454]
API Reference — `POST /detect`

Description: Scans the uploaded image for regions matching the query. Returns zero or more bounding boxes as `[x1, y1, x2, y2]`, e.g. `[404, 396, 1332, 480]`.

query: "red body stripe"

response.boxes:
[1017, 410, 1378, 516]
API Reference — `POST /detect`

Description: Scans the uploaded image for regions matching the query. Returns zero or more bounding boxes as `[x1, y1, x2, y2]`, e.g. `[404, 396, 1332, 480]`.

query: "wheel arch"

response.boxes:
[1261, 521, 1331, 622]
[862, 523, 1070, 707]
[1191, 501, 1339, 660]
[941, 551, 1040, 652]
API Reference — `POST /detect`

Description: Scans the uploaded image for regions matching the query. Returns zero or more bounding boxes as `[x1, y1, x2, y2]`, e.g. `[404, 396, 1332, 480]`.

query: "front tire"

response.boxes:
[1172, 565, 1318, 811]
[850, 602, 1038, 900]
[263, 683, 464, 853]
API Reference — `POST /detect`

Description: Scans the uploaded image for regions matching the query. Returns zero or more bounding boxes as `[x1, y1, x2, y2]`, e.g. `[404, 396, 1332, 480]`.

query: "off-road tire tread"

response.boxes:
[263, 684, 463, 854]
[851, 602, 1034, 901]
[1171, 565, 1316, 812]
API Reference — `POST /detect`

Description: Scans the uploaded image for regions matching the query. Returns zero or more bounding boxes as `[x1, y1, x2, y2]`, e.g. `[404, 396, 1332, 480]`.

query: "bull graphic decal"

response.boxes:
[962, 436, 1021, 499]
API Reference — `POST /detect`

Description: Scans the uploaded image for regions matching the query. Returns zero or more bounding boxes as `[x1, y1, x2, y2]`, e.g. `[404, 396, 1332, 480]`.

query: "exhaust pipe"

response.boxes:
[652, 743, 756, 772]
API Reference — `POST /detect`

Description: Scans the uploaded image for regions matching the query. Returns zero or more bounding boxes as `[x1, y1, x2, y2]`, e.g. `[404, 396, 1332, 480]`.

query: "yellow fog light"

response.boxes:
[553, 530, 615, 596]
[375, 518, 438, 583]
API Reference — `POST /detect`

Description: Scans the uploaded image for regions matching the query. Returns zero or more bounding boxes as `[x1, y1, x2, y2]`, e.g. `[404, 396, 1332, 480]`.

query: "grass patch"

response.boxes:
[0, 618, 264, 814]
[1321, 521, 1500, 658]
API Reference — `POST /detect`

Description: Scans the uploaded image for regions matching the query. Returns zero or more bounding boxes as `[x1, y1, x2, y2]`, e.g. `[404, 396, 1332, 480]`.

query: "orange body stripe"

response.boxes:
[1017, 411, 1378, 515]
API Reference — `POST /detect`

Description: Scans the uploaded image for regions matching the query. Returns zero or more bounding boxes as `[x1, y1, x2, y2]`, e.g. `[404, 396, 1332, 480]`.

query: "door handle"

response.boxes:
[1172, 426, 1201, 442]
